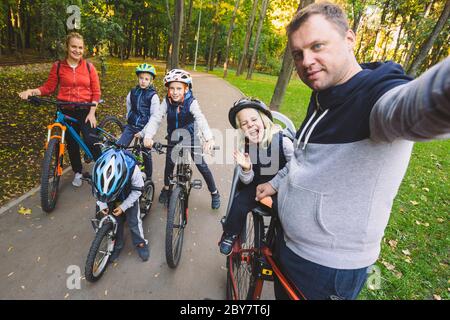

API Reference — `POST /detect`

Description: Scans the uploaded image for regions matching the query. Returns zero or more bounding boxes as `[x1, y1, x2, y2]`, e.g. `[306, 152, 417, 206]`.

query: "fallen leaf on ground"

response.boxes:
[105, 290, 108, 296]
[8, 246, 13, 252]
[388, 240, 398, 249]
[404, 257, 412, 264]
[401, 249, 411, 256]
[21, 285, 25, 290]
[7, 272, 14, 277]
[433, 294, 441, 300]
[37, 257, 40, 262]
[18, 206, 32, 215]
[154, 273, 160, 278]
[437, 218, 444, 223]
[381, 260, 396, 271]
[410, 201, 419, 206]
[64, 293, 69, 299]
[422, 187, 430, 192]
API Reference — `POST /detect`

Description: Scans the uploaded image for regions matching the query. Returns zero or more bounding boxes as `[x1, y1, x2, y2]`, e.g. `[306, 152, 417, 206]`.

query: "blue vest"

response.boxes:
[128, 86, 157, 129]
[166, 91, 196, 138]
[238, 132, 287, 190]
[117, 151, 138, 202]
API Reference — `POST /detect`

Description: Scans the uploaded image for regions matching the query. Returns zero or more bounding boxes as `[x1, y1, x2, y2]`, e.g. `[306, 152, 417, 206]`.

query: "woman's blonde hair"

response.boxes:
[236, 110, 281, 150]
[65, 32, 84, 58]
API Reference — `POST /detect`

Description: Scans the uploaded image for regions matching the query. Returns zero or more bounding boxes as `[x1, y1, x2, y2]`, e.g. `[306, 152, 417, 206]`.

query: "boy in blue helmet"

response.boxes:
[117, 63, 160, 180]
[92, 148, 149, 262]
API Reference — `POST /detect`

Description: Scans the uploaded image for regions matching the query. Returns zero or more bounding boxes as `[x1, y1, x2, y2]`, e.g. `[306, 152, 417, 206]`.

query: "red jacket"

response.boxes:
[38, 59, 101, 103]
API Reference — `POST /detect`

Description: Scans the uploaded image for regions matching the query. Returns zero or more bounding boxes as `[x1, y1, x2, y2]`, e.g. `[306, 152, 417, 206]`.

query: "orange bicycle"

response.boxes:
[224, 185, 306, 300]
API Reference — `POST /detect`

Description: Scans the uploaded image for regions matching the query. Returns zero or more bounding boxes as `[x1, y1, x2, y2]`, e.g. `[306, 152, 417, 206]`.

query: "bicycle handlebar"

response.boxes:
[28, 96, 103, 108]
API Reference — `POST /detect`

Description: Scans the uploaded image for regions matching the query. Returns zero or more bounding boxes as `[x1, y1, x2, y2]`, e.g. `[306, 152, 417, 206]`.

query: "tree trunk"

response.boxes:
[223, 0, 241, 78]
[170, 0, 184, 69]
[408, 0, 450, 77]
[403, 0, 435, 68]
[392, 16, 405, 61]
[370, 0, 390, 61]
[269, 0, 315, 110]
[351, 0, 367, 33]
[246, 0, 269, 80]
[236, 0, 259, 76]
[380, 10, 399, 61]
[166, 0, 174, 70]
[182, 0, 194, 67]
[207, 0, 220, 72]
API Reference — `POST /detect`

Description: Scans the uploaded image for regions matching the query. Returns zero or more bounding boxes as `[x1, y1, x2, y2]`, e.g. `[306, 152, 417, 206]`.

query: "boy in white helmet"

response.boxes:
[142, 69, 220, 209]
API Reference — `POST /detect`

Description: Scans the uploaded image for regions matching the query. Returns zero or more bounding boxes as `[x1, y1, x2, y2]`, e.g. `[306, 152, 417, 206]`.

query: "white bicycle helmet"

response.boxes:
[164, 69, 193, 88]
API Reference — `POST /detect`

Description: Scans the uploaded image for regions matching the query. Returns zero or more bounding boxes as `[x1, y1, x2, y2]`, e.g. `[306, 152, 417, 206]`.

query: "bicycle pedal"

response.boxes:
[192, 179, 202, 189]
[258, 258, 274, 281]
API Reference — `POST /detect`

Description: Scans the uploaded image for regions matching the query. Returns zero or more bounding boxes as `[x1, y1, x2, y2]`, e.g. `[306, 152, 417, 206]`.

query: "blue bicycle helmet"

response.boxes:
[92, 148, 130, 203]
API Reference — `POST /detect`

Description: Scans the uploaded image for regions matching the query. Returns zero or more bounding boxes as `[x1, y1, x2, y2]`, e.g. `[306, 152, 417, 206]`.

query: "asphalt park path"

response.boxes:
[0, 71, 275, 299]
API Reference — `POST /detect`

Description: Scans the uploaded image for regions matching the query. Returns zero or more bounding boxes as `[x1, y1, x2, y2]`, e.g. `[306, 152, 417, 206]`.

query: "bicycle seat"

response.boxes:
[253, 197, 273, 217]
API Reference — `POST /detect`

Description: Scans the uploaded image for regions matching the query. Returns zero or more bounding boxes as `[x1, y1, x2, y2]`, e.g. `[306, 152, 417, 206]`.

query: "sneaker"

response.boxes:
[109, 247, 122, 263]
[219, 234, 237, 256]
[159, 188, 170, 206]
[137, 243, 150, 262]
[211, 191, 221, 209]
[72, 172, 83, 187]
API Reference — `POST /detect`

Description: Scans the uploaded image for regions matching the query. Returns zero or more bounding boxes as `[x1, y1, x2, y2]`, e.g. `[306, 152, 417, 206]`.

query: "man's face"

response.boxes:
[289, 14, 356, 91]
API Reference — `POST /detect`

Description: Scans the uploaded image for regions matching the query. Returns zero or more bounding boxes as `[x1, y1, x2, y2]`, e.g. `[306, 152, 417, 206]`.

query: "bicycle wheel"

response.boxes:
[85, 222, 115, 282]
[165, 186, 186, 268]
[140, 180, 154, 219]
[98, 116, 124, 142]
[226, 212, 264, 300]
[40, 138, 62, 213]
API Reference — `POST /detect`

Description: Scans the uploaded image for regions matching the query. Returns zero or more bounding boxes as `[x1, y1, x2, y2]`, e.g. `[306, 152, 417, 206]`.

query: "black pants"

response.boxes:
[164, 139, 217, 193]
[62, 109, 101, 174]
[117, 125, 153, 179]
[223, 186, 278, 236]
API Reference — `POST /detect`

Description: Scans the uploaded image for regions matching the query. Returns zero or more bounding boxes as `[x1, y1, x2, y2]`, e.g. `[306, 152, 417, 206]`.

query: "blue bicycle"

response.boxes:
[27, 96, 123, 213]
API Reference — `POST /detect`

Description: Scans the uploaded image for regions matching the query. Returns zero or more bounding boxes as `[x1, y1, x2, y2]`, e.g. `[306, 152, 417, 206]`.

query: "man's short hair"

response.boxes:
[287, 2, 349, 38]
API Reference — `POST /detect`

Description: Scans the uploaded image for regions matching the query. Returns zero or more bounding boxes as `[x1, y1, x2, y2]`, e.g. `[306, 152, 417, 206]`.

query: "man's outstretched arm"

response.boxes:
[370, 57, 450, 142]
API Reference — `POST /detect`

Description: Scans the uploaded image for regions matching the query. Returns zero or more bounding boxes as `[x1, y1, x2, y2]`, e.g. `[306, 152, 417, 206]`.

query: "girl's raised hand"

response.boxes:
[233, 150, 251, 172]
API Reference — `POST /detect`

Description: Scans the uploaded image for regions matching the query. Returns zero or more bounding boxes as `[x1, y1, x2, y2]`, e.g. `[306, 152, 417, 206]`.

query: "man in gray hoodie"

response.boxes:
[255, 2, 450, 299]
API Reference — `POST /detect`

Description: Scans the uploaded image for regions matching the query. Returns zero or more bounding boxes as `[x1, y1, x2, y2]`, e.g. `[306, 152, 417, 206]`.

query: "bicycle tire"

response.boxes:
[226, 211, 264, 300]
[98, 116, 124, 142]
[165, 186, 186, 268]
[85, 222, 115, 282]
[140, 180, 155, 219]
[40, 138, 62, 213]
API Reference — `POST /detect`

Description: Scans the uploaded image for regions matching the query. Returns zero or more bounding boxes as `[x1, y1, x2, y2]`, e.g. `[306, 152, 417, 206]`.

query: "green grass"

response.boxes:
[200, 66, 450, 300]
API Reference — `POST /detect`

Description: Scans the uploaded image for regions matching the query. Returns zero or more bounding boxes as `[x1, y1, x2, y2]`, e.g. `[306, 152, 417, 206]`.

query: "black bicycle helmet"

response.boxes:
[228, 98, 273, 129]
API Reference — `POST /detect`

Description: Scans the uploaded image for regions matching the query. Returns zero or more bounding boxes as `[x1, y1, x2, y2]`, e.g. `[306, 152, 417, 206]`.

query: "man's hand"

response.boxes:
[144, 137, 154, 148]
[255, 183, 276, 201]
[113, 207, 124, 216]
[101, 208, 109, 215]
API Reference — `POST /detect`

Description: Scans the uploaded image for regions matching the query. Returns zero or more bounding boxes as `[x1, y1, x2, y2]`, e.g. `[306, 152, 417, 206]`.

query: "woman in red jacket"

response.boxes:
[19, 32, 101, 187]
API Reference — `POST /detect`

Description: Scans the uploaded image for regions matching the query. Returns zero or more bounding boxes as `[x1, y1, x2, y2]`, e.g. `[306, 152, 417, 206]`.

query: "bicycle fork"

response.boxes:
[46, 123, 66, 176]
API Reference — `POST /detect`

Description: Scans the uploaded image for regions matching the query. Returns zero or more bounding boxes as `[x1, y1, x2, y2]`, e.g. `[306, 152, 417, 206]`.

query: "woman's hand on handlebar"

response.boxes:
[19, 89, 41, 100]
